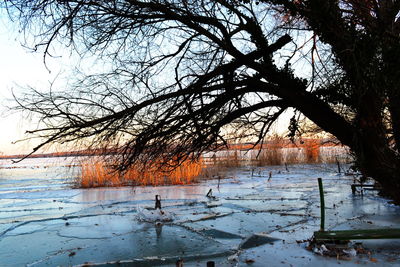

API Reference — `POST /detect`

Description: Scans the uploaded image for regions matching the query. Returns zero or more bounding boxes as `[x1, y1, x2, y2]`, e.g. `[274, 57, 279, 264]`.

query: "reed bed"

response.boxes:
[78, 158, 204, 188]
[204, 139, 350, 167]
[76, 139, 351, 188]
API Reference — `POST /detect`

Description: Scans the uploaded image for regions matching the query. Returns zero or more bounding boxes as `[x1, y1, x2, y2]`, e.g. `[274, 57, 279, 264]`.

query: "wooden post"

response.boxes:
[336, 158, 341, 174]
[317, 178, 325, 231]
[351, 184, 356, 194]
[155, 195, 161, 210]
[206, 261, 215, 267]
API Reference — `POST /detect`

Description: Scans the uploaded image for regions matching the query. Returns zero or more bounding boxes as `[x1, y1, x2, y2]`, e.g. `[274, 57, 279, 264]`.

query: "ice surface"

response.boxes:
[1, 160, 400, 266]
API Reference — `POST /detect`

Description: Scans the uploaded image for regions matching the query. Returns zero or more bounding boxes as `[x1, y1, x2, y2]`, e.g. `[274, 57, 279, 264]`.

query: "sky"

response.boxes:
[0, 13, 67, 155]
[0, 10, 295, 156]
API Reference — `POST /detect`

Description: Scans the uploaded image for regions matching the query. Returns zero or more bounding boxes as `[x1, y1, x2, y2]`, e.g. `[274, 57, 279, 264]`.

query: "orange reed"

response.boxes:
[78, 157, 204, 188]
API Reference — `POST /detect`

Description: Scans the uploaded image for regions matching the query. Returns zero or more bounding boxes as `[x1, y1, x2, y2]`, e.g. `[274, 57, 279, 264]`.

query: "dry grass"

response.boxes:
[78, 157, 204, 188]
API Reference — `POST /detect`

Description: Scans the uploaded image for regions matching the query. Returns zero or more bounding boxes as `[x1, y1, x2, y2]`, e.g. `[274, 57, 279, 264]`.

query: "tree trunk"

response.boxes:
[354, 135, 400, 204]
[301, 86, 400, 204]
[350, 91, 400, 203]
[388, 98, 400, 153]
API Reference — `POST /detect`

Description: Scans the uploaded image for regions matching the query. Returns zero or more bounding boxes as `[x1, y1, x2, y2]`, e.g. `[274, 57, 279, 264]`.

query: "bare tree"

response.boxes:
[3, 0, 400, 202]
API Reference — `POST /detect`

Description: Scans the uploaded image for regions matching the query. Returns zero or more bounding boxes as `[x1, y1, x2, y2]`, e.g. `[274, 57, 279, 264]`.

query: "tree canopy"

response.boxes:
[3, 1, 400, 201]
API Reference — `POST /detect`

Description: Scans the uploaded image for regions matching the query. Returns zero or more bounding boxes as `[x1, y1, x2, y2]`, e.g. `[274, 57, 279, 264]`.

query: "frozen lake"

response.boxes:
[1, 158, 400, 266]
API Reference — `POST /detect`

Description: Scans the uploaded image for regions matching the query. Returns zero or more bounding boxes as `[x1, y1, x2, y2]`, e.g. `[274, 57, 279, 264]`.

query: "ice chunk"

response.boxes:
[321, 244, 329, 252]
[342, 248, 357, 257]
[228, 253, 239, 262]
[313, 247, 323, 255]
[136, 206, 174, 222]
[313, 244, 329, 255]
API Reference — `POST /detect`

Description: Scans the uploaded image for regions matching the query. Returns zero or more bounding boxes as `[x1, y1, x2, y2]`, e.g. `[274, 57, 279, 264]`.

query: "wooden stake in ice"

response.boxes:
[336, 158, 341, 174]
[155, 195, 162, 210]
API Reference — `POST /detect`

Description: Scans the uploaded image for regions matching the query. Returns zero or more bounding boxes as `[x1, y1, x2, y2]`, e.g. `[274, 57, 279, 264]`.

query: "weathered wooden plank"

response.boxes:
[314, 229, 400, 241]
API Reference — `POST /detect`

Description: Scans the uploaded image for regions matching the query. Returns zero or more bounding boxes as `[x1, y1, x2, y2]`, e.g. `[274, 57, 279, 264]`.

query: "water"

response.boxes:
[0, 158, 399, 266]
